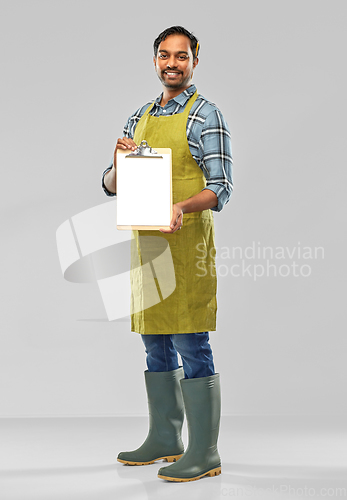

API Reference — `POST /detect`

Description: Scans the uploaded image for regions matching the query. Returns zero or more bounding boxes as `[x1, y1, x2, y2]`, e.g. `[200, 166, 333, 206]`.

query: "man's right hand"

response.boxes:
[113, 137, 137, 168]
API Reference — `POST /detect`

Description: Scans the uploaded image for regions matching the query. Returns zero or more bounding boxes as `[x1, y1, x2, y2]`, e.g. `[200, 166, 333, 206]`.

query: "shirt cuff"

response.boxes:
[102, 166, 117, 197]
[202, 184, 230, 212]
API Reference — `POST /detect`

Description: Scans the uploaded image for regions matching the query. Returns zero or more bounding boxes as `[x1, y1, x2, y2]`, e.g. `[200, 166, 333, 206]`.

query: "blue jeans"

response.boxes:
[141, 332, 215, 379]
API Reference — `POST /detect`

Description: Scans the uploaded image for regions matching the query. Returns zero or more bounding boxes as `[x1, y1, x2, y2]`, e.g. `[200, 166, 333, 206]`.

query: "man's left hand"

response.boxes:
[160, 204, 183, 233]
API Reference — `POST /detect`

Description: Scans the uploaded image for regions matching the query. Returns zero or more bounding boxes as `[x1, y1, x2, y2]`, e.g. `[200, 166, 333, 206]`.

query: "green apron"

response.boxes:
[131, 90, 217, 334]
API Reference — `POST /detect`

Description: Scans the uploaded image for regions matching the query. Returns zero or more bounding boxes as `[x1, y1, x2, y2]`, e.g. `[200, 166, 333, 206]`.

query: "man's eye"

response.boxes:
[159, 54, 168, 59]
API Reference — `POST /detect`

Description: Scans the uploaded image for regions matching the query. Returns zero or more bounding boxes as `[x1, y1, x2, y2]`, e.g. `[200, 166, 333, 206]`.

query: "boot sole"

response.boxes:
[158, 466, 221, 482]
[117, 454, 183, 466]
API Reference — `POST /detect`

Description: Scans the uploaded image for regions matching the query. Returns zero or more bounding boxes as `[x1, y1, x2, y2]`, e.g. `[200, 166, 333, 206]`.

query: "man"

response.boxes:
[102, 26, 233, 482]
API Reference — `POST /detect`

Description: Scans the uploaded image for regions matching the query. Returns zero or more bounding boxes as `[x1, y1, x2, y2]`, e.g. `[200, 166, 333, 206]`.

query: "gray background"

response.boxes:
[1, 0, 346, 417]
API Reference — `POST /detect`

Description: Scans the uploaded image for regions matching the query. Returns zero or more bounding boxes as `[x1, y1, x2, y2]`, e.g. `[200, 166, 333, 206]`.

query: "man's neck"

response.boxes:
[160, 84, 192, 107]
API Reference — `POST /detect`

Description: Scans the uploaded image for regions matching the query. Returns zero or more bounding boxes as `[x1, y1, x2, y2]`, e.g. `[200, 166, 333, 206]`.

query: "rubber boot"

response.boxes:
[117, 367, 185, 465]
[157, 373, 221, 481]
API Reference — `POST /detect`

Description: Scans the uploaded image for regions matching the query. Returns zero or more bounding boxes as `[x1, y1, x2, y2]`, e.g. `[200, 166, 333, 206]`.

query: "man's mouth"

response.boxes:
[164, 71, 181, 77]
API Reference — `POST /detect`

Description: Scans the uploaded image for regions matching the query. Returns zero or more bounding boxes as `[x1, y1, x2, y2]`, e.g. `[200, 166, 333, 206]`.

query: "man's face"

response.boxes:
[153, 34, 198, 91]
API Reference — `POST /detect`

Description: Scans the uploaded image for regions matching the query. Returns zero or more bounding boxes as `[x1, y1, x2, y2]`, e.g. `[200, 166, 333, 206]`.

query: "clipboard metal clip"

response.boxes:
[126, 140, 163, 159]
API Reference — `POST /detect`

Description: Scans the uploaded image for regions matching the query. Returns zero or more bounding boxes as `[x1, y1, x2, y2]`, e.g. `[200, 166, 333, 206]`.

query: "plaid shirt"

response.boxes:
[102, 84, 233, 212]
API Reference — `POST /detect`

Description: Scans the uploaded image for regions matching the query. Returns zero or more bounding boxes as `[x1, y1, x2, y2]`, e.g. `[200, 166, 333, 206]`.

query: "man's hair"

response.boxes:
[153, 26, 200, 60]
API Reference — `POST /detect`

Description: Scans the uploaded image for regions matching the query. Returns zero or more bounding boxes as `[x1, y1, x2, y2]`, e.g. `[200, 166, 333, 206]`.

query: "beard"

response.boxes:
[157, 70, 191, 89]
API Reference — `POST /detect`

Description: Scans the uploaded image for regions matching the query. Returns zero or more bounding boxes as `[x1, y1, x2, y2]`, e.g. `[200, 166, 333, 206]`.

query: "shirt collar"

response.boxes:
[154, 84, 196, 107]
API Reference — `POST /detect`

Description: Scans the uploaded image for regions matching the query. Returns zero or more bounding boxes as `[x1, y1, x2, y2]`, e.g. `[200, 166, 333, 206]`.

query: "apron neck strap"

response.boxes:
[182, 90, 199, 119]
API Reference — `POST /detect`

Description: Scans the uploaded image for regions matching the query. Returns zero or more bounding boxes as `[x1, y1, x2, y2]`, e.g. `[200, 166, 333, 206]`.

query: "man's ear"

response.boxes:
[193, 57, 199, 70]
[153, 56, 157, 69]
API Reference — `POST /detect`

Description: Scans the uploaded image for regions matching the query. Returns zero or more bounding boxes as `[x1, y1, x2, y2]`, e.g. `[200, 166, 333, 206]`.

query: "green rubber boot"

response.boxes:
[157, 373, 221, 481]
[117, 367, 185, 465]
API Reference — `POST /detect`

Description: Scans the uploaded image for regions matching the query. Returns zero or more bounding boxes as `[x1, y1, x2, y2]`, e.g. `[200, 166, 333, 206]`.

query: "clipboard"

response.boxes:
[116, 146, 172, 230]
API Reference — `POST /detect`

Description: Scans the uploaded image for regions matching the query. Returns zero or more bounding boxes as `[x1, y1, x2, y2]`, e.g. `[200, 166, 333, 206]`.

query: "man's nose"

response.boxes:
[166, 56, 177, 68]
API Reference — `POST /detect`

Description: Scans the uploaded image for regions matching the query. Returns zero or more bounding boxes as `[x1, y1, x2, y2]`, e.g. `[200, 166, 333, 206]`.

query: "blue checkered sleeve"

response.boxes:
[196, 108, 233, 212]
